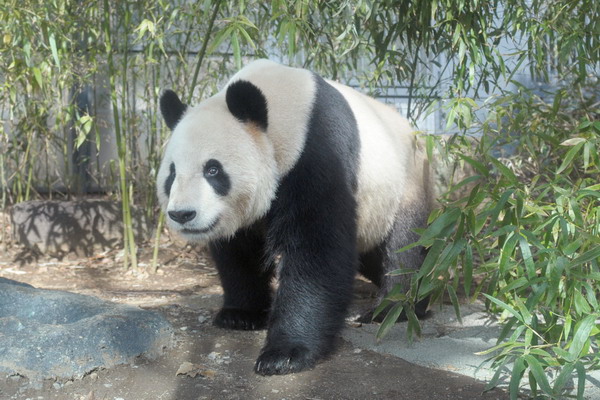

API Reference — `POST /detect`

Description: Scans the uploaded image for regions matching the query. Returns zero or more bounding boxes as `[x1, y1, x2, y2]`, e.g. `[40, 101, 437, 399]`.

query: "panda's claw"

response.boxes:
[254, 344, 315, 375]
[214, 308, 269, 331]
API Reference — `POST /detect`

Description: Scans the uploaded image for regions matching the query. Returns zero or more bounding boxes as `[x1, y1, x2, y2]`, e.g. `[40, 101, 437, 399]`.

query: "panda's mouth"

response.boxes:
[180, 217, 220, 235]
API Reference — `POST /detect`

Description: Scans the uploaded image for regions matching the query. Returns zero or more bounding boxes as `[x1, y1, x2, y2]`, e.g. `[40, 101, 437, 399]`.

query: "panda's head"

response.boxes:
[156, 81, 278, 242]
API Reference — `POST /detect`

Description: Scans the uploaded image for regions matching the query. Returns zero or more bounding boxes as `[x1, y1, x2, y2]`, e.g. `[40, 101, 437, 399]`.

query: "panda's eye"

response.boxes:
[204, 160, 221, 178]
[206, 166, 219, 177]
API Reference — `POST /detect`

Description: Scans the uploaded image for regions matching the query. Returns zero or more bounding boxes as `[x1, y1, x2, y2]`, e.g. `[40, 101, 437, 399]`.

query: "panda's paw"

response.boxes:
[254, 344, 316, 375]
[213, 308, 269, 330]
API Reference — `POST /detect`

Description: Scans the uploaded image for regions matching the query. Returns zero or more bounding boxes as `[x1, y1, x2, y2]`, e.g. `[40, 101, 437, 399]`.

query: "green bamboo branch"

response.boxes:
[187, 0, 223, 104]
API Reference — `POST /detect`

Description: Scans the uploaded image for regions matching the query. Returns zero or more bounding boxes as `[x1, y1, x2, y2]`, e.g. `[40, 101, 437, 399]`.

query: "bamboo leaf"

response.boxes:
[458, 40, 466, 64]
[452, 175, 483, 197]
[435, 238, 466, 273]
[500, 276, 528, 294]
[49, 34, 60, 70]
[564, 315, 573, 341]
[207, 26, 232, 55]
[463, 243, 473, 296]
[513, 296, 532, 325]
[237, 25, 256, 49]
[518, 234, 536, 279]
[583, 282, 599, 309]
[528, 371, 537, 398]
[487, 189, 514, 230]
[425, 134, 434, 162]
[496, 317, 517, 344]
[231, 32, 241, 69]
[556, 141, 584, 174]
[570, 246, 600, 268]
[387, 268, 415, 276]
[569, 314, 596, 357]
[372, 299, 391, 321]
[554, 346, 575, 362]
[490, 157, 518, 185]
[447, 285, 462, 323]
[32, 67, 43, 88]
[458, 154, 489, 177]
[509, 357, 526, 400]
[420, 207, 461, 242]
[560, 137, 586, 146]
[573, 289, 591, 314]
[405, 305, 421, 340]
[482, 294, 524, 324]
[523, 355, 552, 395]
[575, 361, 586, 399]
[498, 232, 518, 275]
[416, 239, 447, 279]
[376, 302, 404, 341]
[553, 362, 575, 395]
[484, 358, 508, 392]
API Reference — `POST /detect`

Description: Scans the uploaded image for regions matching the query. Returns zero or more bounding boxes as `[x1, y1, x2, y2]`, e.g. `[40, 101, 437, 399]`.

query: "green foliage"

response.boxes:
[389, 86, 600, 399]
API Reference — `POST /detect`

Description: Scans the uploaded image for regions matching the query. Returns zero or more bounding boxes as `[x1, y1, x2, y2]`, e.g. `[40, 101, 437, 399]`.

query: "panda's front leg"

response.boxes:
[254, 197, 358, 375]
[210, 226, 273, 331]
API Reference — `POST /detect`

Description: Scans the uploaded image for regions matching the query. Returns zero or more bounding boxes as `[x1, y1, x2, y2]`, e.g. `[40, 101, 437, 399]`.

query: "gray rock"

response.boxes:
[10, 200, 151, 256]
[0, 278, 173, 381]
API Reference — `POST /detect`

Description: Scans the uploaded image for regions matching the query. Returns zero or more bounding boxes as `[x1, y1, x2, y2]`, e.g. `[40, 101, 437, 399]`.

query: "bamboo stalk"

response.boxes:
[151, 211, 164, 273]
[103, 0, 136, 270]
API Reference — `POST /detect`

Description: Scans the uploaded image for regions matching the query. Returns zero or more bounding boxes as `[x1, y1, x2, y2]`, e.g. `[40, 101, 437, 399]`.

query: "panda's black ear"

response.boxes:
[160, 90, 188, 130]
[226, 80, 268, 130]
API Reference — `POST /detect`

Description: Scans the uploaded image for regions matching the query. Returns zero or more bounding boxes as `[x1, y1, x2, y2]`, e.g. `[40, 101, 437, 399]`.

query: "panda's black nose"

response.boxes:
[168, 210, 196, 224]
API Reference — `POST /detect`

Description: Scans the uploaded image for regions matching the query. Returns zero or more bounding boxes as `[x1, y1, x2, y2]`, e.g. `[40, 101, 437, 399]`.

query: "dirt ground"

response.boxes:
[0, 223, 508, 400]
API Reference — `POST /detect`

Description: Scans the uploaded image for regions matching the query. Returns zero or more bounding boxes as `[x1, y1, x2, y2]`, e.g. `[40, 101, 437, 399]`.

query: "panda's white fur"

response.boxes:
[158, 59, 429, 252]
[328, 80, 428, 252]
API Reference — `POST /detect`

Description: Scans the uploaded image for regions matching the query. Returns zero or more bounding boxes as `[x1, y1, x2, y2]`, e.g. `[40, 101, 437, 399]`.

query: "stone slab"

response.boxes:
[0, 277, 173, 381]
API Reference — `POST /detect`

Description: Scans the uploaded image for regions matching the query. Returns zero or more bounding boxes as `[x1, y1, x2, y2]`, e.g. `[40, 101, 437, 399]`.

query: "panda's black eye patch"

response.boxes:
[203, 159, 230, 196]
[165, 162, 176, 197]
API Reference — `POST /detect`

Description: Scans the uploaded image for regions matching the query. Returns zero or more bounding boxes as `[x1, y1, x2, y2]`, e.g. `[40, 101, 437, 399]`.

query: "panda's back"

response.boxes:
[328, 81, 428, 252]
[228, 60, 429, 253]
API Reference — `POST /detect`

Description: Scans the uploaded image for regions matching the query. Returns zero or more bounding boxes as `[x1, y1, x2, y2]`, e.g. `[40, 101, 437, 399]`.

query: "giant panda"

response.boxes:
[156, 59, 432, 375]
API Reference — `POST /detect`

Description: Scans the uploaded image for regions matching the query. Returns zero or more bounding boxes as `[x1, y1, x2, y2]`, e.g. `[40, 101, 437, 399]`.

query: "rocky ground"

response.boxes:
[0, 210, 507, 400]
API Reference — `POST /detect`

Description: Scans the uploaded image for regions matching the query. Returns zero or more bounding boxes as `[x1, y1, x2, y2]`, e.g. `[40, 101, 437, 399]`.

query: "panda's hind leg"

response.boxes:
[358, 244, 383, 287]
[210, 225, 273, 331]
[360, 204, 430, 323]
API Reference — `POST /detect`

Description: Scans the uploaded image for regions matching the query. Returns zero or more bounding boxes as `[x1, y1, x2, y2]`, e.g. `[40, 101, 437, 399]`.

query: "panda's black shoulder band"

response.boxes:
[226, 80, 268, 130]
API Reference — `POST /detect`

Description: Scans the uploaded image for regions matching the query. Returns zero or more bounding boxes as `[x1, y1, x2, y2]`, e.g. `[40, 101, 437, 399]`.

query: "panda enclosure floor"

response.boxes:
[0, 232, 508, 399]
